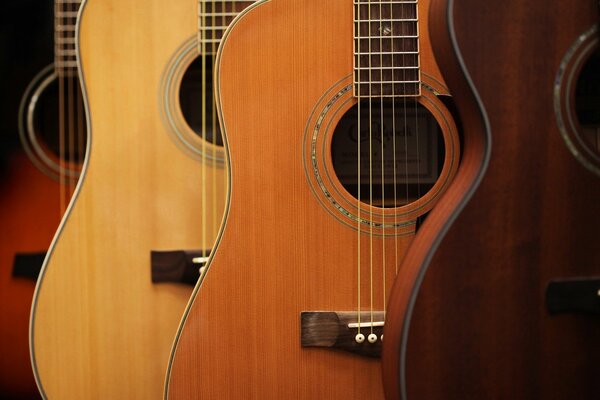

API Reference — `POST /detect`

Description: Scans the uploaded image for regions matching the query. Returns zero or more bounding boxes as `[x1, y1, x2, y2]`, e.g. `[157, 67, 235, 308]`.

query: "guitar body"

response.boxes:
[0, 153, 60, 399]
[384, 0, 600, 399]
[30, 0, 226, 398]
[167, 0, 458, 398]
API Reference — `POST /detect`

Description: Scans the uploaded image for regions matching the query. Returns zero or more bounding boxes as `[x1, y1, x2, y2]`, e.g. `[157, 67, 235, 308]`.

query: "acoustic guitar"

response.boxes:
[0, 0, 84, 397]
[383, 0, 600, 399]
[29, 0, 249, 398]
[166, 0, 460, 398]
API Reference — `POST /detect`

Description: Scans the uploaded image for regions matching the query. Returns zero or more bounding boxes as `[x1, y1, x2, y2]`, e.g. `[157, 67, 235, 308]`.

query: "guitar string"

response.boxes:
[68, 47, 75, 200]
[402, 1, 409, 227]
[69, 0, 77, 204]
[379, 0, 386, 316]
[200, 0, 207, 259]
[356, 0, 362, 340]
[215, 0, 224, 256]
[390, 0, 398, 281]
[75, 0, 84, 191]
[368, 0, 374, 337]
[211, 0, 218, 255]
[66, 1, 73, 202]
[57, 0, 66, 215]
[414, 1, 421, 213]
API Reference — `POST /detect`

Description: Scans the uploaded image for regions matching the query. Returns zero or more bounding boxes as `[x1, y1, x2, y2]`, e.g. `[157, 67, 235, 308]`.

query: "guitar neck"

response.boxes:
[54, 0, 82, 76]
[197, 0, 255, 53]
[353, 0, 420, 97]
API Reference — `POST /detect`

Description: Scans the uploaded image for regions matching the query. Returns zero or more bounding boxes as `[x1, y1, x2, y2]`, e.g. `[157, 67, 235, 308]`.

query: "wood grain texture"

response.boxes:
[384, 0, 600, 399]
[30, 0, 226, 398]
[0, 153, 61, 399]
[166, 0, 454, 398]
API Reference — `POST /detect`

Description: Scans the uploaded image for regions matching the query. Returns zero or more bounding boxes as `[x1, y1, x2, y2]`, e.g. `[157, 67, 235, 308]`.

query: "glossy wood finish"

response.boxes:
[166, 0, 454, 398]
[383, 1, 600, 399]
[30, 0, 226, 398]
[0, 153, 60, 399]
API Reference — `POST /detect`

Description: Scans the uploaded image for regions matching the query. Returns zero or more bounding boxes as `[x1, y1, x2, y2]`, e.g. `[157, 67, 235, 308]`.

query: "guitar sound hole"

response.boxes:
[179, 55, 224, 147]
[331, 99, 444, 208]
[33, 77, 87, 164]
[575, 45, 600, 153]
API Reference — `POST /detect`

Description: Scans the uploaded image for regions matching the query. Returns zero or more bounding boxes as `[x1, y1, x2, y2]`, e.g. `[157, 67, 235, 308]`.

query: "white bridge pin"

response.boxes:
[368, 333, 378, 343]
[355, 333, 365, 344]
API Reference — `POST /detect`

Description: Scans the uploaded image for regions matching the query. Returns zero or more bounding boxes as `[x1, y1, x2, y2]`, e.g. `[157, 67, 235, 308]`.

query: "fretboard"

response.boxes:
[55, 0, 82, 77]
[198, 0, 255, 54]
[353, 0, 420, 97]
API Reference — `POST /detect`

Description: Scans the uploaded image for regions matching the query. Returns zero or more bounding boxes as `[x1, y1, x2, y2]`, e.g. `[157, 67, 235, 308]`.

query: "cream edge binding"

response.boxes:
[28, 0, 93, 398]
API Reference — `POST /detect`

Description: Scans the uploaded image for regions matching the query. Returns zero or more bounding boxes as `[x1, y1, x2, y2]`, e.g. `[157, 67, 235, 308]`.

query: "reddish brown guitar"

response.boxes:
[383, 0, 600, 399]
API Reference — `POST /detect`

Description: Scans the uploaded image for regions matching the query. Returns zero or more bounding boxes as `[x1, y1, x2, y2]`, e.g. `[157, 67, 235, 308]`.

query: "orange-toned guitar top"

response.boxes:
[167, 0, 460, 398]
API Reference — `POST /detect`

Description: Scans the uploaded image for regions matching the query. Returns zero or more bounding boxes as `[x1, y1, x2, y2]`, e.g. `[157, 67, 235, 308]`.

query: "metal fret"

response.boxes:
[353, 0, 417, 3]
[355, 51, 419, 55]
[197, 1, 256, 54]
[198, 38, 225, 43]
[356, 80, 420, 84]
[55, 25, 76, 31]
[198, 26, 229, 30]
[199, 12, 240, 16]
[354, 18, 417, 22]
[56, 11, 79, 17]
[354, 66, 420, 70]
[354, 35, 419, 39]
[56, 49, 77, 55]
[56, 38, 76, 44]
[55, 0, 83, 75]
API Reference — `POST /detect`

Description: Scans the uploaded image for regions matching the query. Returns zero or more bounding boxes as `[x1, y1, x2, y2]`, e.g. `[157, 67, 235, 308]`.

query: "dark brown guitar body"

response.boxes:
[383, 1, 600, 399]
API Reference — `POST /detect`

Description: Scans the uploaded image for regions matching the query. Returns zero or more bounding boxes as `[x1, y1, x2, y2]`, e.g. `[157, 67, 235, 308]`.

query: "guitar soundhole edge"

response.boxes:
[574, 43, 600, 156]
[331, 99, 444, 208]
[179, 55, 224, 147]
